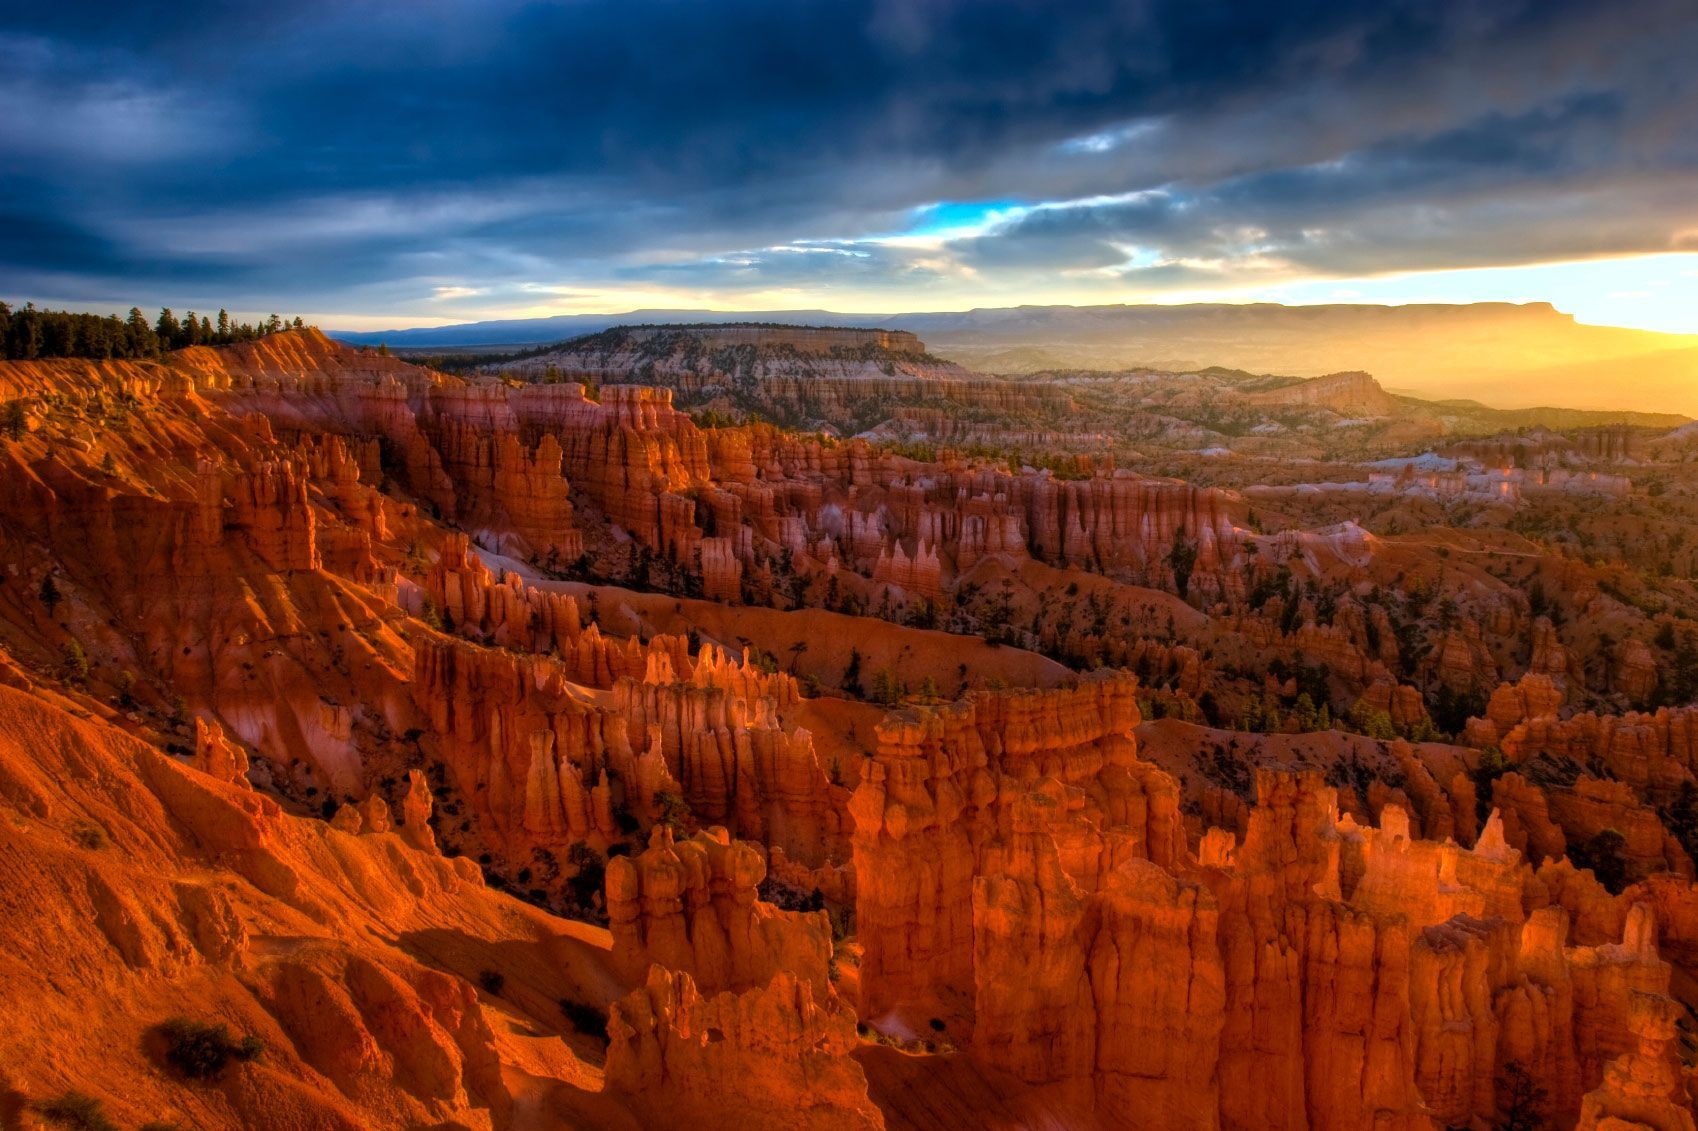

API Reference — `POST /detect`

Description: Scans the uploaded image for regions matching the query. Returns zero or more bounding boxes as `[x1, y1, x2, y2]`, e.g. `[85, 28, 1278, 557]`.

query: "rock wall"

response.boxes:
[849, 674, 1165, 1018]
[605, 826, 832, 994]
[606, 966, 884, 1131]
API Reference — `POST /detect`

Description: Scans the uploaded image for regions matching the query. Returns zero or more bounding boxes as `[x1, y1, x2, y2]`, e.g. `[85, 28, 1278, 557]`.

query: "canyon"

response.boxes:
[3, 324, 1698, 1130]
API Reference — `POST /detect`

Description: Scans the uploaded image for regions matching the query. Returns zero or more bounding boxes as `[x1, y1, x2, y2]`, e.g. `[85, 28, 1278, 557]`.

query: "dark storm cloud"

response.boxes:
[2, 0, 1696, 314]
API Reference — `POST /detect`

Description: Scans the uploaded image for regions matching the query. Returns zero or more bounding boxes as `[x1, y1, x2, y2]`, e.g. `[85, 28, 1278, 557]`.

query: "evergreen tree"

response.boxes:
[13, 304, 42, 359]
[843, 647, 863, 697]
[155, 308, 181, 346]
[1496, 1061, 1547, 1131]
[125, 307, 157, 356]
[1167, 530, 1199, 599]
[216, 309, 231, 341]
[38, 574, 61, 616]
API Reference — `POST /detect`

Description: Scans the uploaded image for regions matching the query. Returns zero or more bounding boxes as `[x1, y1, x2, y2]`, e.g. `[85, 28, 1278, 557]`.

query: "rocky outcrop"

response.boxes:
[606, 966, 883, 1131]
[972, 787, 1225, 1125]
[1243, 371, 1398, 416]
[611, 324, 923, 354]
[1576, 992, 1695, 1131]
[191, 716, 251, 787]
[605, 826, 832, 994]
[700, 535, 744, 601]
[849, 675, 1168, 1018]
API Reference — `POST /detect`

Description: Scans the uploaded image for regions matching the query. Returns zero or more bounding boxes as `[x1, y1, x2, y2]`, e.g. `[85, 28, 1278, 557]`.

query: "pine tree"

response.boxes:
[843, 647, 863, 697]
[1497, 1061, 1547, 1131]
[126, 307, 156, 356]
[216, 309, 231, 341]
[38, 574, 61, 616]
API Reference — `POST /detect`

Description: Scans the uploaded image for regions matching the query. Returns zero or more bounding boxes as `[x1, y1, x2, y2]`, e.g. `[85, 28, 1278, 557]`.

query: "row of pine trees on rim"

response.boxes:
[0, 302, 306, 361]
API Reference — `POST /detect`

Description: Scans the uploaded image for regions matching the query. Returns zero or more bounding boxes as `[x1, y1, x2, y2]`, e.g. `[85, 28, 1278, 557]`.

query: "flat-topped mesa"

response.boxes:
[1242, 370, 1399, 416]
[498, 325, 1076, 433]
[605, 966, 884, 1131]
[619, 323, 925, 355]
[604, 826, 832, 994]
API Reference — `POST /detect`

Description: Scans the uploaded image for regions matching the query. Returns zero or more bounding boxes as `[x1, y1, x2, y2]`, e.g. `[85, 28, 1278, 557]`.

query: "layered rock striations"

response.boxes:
[606, 965, 884, 1131]
[852, 679, 1698, 1130]
[605, 826, 832, 993]
[5, 329, 1698, 1131]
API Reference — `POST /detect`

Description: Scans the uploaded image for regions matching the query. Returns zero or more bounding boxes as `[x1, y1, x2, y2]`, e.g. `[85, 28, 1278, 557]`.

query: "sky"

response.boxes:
[3, 0, 1698, 333]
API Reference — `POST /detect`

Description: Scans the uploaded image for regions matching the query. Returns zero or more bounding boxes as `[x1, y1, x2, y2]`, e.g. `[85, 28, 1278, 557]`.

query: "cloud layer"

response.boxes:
[2, 0, 1695, 321]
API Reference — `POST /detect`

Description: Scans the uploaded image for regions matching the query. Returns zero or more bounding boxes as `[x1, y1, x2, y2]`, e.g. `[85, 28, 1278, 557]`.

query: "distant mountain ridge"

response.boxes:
[334, 301, 1577, 349]
[330, 301, 1698, 416]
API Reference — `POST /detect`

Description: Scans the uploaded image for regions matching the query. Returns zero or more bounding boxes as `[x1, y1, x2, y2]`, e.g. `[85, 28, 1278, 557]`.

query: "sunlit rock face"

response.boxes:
[4, 327, 1698, 1131]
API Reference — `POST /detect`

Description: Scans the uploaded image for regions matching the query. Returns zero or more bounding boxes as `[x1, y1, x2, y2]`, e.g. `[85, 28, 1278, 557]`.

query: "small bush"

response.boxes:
[70, 821, 109, 850]
[159, 1016, 264, 1080]
[33, 1092, 118, 1131]
[477, 969, 506, 995]
[60, 639, 89, 682]
[560, 998, 608, 1039]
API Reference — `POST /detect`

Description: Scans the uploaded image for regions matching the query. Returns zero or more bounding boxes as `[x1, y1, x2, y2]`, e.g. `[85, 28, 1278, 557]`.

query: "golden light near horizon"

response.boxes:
[1256, 253, 1698, 336]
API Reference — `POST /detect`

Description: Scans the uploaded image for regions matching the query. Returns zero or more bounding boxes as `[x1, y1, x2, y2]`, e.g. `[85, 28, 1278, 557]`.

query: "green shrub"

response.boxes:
[159, 1016, 264, 1080]
[33, 1092, 118, 1131]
